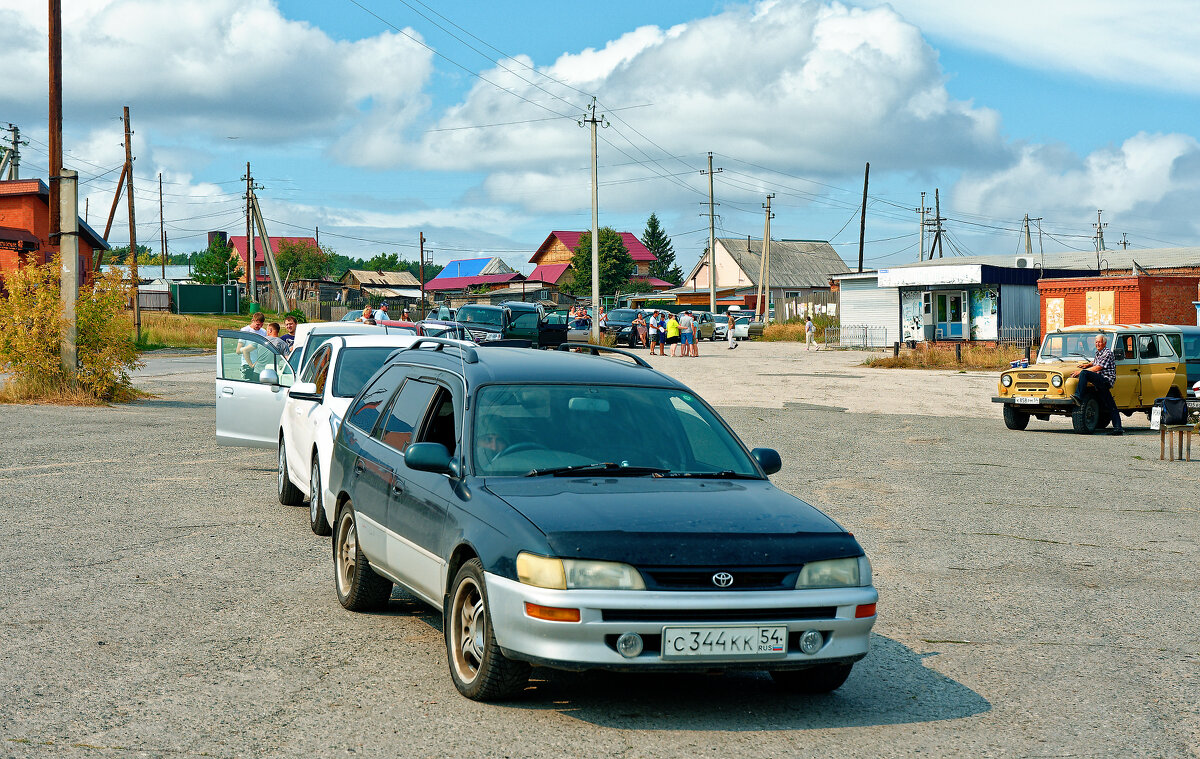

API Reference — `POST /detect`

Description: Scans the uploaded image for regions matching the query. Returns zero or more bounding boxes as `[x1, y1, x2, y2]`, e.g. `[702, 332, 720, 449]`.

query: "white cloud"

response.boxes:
[0, 0, 433, 142]
[340, 0, 1008, 216]
[853, 0, 1200, 94]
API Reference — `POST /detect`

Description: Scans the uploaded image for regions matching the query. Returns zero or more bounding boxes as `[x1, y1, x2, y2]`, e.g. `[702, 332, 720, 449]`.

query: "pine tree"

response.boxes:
[192, 236, 243, 284]
[642, 213, 683, 285]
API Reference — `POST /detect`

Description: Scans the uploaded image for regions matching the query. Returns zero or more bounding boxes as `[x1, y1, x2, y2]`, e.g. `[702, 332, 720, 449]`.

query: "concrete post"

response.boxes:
[59, 168, 78, 378]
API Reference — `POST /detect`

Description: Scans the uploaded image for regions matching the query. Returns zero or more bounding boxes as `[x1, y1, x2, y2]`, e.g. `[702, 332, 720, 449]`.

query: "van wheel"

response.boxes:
[1002, 405, 1030, 430]
[1071, 395, 1101, 434]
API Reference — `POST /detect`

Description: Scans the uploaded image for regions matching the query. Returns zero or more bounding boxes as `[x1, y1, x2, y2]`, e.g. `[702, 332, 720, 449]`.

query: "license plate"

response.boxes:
[661, 625, 788, 660]
[1014, 396, 1039, 405]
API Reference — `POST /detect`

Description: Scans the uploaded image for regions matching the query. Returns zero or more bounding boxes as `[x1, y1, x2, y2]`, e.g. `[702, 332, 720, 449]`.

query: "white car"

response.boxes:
[279, 334, 420, 535]
[287, 321, 405, 376]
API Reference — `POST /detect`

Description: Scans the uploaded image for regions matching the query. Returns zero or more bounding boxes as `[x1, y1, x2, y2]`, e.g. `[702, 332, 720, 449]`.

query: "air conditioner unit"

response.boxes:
[1015, 255, 1036, 269]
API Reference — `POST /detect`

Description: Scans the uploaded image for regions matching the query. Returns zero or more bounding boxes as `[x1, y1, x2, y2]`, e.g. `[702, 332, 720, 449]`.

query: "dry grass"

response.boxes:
[134, 312, 252, 349]
[865, 343, 1026, 371]
[761, 323, 805, 342]
[0, 374, 148, 405]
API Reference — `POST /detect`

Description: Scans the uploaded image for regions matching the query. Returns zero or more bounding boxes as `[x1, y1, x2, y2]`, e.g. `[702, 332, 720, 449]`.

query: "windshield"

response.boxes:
[1039, 332, 1101, 362]
[332, 347, 399, 398]
[608, 309, 638, 322]
[472, 384, 760, 477]
[457, 307, 503, 326]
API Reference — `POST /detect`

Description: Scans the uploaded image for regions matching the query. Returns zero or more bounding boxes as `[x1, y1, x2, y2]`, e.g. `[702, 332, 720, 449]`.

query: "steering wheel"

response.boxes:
[490, 442, 546, 460]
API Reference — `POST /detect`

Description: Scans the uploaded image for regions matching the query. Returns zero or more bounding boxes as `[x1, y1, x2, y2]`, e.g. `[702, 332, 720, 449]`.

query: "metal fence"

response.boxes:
[825, 325, 889, 349]
[998, 325, 1040, 348]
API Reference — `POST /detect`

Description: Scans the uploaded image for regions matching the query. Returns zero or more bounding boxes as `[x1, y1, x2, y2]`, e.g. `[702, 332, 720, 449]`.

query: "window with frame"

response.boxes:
[301, 344, 332, 394]
[1113, 334, 1137, 362]
[377, 379, 438, 451]
[345, 366, 405, 434]
[417, 386, 459, 457]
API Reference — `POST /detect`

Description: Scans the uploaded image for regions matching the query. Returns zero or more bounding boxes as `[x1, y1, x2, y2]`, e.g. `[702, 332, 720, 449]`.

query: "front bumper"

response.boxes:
[992, 396, 1076, 409]
[484, 573, 877, 672]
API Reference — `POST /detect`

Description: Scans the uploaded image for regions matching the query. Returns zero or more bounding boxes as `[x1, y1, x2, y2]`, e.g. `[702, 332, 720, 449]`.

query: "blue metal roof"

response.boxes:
[433, 257, 492, 279]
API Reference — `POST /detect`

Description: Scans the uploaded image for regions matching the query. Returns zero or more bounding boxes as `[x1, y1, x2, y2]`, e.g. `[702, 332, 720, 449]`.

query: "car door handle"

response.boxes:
[221, 387, 234, 395]
[353, 460, 365, 476]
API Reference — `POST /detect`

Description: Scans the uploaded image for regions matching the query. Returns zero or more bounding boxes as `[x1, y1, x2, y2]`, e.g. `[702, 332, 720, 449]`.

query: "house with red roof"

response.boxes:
[528, 231, 671, 292]
[0, 179, 109, 286]
[227, 235, 319, 285]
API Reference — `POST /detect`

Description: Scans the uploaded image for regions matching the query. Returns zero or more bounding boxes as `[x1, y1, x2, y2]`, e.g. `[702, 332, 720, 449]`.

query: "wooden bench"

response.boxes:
[1160, 424, 1194, 462]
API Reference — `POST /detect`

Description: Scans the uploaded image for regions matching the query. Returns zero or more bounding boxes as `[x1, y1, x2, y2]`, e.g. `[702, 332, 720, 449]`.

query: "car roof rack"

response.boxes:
[556, 342, 651, 368]
[391, 337, 479, 364]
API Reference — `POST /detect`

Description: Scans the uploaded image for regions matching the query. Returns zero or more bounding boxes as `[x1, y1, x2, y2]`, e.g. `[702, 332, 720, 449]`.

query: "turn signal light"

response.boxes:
[855, 603, 877, 618]
[524, 602, 581, 623]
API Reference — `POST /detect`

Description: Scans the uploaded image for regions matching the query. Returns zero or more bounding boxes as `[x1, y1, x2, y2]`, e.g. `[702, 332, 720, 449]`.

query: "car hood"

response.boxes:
[482, 478, 860, 566]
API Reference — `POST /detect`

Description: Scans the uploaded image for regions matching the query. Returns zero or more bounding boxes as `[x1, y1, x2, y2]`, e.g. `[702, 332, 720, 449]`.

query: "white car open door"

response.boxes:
[215, 329, 296, 448]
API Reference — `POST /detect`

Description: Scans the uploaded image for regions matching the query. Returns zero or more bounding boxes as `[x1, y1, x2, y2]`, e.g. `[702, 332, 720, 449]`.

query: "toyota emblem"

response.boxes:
[712, 572, 734, 588]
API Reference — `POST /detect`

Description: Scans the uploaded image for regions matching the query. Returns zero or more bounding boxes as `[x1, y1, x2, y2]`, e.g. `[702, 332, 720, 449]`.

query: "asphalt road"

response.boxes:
[1, 352, 1197, 758]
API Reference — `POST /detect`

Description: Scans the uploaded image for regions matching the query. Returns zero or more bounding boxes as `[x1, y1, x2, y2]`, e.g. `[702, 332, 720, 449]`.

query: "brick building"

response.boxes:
[1038, 275, 1200, 334]
[0, 179, 109, 286]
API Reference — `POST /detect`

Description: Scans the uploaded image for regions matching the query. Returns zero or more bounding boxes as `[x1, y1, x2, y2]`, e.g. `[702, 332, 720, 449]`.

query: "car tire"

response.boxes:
[1002, 404, 1030, 430]
[445, 558, 530, 701]
[770, 663, 853, 693]
[309, 456, 331, 537]
[333, 502, 392, 612]
[1071, 394, 1101, 434]
[278, 441, 304, 506]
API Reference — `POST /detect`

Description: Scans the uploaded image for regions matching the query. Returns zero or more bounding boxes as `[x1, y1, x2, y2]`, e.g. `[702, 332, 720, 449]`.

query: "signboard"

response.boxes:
[878, 264, 983, 288]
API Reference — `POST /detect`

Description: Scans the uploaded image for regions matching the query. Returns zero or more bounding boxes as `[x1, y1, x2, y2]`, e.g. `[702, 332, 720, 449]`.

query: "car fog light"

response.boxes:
[616, 632, 643, 658]
[1051, 375, 1063, 387]
[799, 629, 823, 655]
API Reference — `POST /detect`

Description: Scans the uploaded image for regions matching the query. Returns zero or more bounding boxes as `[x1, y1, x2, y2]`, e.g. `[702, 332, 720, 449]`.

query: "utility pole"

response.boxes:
[158, 172, 166, 279]
[757, 195, 774, 322]
[0, 124, 27, 180]
[60, 169, 78, 378]
[419, 232, 426, 319]
[248, 189, 288, 311]
[857, 162, 869, 273]
[931, 189, 945, 258]
[1120, 232, 1129, 250]
[123, 106, 140, 341]
[1033, 217, 1044, 269]
[702, 152, 722, 313]
[48, 0, 63, 241]
[244, 162, 256, 305]
[916, 191, 926, 261]
[1092, 209, 1107, 252]
[1023, 214, 1033, 255]
[580, 98, 605, 344]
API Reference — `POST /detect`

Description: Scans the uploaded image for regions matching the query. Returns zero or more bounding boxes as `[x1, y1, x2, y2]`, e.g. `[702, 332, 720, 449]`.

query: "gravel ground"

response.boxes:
[1, 350, 1197, 758]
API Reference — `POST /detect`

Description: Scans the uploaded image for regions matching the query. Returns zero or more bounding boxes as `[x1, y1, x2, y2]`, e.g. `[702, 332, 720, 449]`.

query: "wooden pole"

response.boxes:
[48, 0, 62, 243]
[123, 106, 140, 341]
[159, 172, 166, 279]
[857, 162, 869, 273]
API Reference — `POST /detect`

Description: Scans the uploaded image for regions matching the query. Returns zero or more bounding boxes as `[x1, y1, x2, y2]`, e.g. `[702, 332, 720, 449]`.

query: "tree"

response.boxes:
[643, 213, 682, 285]
[191, 235, 242, 284]
[275, 239, 330, 280]
[106, 244, 150, 264]
[562, 227, 635, 298]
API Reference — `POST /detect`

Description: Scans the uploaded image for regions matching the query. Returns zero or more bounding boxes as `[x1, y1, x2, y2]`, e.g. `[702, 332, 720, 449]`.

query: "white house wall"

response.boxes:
[688, 241, 755, 288]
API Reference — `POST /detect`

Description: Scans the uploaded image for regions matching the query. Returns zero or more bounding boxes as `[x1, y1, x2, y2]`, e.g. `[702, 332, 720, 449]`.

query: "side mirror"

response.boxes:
[405, 442, 457, 476]
[288, 381, 322, 402]
[258, 367, 280, 386]
[750, 447, 782, 475]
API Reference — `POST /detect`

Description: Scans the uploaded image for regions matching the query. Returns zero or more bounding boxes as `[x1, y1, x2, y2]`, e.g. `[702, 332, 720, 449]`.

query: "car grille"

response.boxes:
[601, 607, 837, 623]
[1017, 372, 1046, 380]
[1015, 383, 1049, 392]
[641, 568, 794, 591]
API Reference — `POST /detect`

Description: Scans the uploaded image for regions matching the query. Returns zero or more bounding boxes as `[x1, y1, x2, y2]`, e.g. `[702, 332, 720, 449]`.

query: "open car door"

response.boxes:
[215, 329, 296, 448]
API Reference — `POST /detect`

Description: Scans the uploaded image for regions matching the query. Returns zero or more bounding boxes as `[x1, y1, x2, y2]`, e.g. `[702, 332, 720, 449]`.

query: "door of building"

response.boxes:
[935, 292, 965, 339]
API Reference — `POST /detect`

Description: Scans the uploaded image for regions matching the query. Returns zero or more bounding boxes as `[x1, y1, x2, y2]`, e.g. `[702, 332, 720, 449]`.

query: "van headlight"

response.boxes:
[1051, 375, 1063, 387]
[1001, 374, 1013, 387]
[795, 556, 870, 589]
[516, 552, 646, 590]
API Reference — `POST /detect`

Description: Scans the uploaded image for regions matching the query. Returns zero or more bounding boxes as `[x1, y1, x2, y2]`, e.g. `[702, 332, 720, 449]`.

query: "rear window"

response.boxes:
[333, 347, 401, 398]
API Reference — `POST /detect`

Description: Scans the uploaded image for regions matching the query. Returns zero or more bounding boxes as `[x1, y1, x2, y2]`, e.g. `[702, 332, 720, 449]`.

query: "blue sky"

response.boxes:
[3, 0, 1200, 273]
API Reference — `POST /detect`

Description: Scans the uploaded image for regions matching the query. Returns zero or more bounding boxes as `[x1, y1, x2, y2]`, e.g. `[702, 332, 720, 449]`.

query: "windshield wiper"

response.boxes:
[661, 470, 761, 479]
[526, 462, 670, 477]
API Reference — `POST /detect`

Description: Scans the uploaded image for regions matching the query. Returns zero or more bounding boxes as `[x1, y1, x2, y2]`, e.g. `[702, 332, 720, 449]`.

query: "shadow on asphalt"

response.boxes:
[377, 589, 991, 729]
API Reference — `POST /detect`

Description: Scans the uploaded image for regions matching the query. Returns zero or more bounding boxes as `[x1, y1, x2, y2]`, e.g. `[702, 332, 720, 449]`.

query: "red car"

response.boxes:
[377, 320, 424, 336]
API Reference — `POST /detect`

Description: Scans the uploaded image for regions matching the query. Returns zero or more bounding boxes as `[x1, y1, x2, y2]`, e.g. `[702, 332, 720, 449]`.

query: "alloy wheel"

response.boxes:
[450, 576, 486, 684]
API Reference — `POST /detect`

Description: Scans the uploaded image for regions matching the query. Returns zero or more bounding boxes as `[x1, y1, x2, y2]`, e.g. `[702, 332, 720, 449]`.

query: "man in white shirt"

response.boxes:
[237, 312, 267, 380]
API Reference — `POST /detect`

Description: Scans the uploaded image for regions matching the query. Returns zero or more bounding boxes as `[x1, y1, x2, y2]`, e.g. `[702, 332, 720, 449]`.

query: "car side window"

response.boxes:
[377, 379, 438, 452]
[417, 386, 459, 456]
[301, 344, 332, 394]
[1113, 334, 1136, 362]
[346, 366, 405, 434]
[1156, 334, 1177, 359]
[511, 312, 538, 330]
[1138, 334, 1158, 359]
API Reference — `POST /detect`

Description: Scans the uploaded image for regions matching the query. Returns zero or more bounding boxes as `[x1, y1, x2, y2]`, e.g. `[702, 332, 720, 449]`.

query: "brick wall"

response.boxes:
[1038, 275, 1200, 332]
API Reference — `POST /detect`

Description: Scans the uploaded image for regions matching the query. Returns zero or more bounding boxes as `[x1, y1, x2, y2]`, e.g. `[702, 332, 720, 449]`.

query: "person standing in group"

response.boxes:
[634, 311, 649, 348]
[598, 307, 607, 331]
[237, 312, 267, 380]
[727, 310, 738, 350]
[678, 310, 694, 358]
[264, 322, 290, 354]
[357, 305, 373, 323]
[805, 316, 815, 350]
[280, 315, 298, 350]
[655, 311, 668, 356]
[377, 302, 389, 320]
[667, 312, 682, 356]
[690, 312, 701, 357]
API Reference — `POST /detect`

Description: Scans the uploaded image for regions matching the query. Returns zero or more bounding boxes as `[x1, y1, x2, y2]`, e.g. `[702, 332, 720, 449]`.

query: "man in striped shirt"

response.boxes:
[1070, 334, 1123, 435]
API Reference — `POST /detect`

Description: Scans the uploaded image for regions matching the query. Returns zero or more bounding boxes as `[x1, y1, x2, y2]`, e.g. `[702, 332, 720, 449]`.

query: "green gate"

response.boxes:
[171, 284, 239, 314]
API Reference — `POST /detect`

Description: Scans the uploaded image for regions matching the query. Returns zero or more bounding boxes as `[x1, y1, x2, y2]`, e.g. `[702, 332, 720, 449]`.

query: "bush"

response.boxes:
[284, 308, 307, 323]
[0, 256, 142, 403]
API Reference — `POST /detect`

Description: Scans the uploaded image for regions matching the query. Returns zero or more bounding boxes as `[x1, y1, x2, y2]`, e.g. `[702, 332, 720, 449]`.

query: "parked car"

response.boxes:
[279, 335, 420, 535]
[434, 306, 457, 321]
[602, 308, 644, 348]
[455, 303, 566, 349]
[327, 341, 878, 701]
[692, 311, 717, 341]
[731, 315, 764, 341]
[994, 324, 1188, 433]
[287, 322, 405, 376]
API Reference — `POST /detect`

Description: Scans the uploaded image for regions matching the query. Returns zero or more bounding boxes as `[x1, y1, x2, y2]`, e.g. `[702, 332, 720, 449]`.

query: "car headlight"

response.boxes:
[1001, 374, 1013, 387]
[1051, 374, 1063, 387]
[516, 552, 646, 590]
[795, 556, 870, 589]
